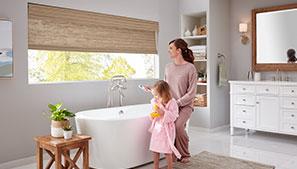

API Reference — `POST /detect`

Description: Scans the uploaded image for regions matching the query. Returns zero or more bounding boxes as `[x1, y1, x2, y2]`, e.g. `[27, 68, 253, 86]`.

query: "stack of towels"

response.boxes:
[189, 45, 207, 59]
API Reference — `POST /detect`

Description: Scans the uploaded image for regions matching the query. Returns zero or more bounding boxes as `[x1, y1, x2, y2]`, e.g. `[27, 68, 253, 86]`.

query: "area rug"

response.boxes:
[161, 151, 275, 169]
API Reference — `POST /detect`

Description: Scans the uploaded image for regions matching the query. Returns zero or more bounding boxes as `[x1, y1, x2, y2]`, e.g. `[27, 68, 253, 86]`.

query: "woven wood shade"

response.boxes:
[28, 3, 159, 54]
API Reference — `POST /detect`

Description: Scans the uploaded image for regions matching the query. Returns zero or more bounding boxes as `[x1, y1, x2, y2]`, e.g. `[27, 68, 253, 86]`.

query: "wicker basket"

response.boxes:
[198, 25, 207, 35]
[194, 94, 207, 107]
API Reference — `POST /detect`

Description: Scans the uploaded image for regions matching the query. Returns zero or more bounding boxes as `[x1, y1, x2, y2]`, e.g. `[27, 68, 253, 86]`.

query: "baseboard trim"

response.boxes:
[0, 156, 36, 169]
[189, 126, 211, 132]
[0, 153, 51, 169]
[210, 125, 230, 132]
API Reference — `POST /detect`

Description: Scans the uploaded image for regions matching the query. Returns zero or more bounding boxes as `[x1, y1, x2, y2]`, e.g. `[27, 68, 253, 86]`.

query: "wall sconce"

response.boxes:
[239, 23, 249, 44]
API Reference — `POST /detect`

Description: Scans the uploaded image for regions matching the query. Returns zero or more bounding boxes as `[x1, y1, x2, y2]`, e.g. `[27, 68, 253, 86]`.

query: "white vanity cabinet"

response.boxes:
[256, 96, 279, 132]
[230, 81, 297, 136]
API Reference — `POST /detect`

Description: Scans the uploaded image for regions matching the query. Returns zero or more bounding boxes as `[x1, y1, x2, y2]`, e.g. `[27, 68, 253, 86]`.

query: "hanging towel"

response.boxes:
[218, 62, 228, 87]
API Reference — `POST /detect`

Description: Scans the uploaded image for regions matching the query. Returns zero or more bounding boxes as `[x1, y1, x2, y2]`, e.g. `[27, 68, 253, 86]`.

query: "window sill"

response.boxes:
[28, 78, 159, 85]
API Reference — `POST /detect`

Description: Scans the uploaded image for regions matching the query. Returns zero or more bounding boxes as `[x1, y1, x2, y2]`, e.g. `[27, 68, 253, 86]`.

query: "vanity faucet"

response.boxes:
[276, 69, 282, 81]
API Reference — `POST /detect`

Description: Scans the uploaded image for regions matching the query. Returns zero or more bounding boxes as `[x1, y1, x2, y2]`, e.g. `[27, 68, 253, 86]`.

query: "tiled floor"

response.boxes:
[10, 127, 297, 169]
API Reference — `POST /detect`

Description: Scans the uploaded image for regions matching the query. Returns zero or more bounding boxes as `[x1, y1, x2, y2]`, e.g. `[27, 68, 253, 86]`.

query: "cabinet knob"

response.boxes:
[242, 99, 246, 102]
[242, 110, 246, 113]
[256, 102, 260, 104]
[291, 126, 295, 130]
[265, 88, 269, 92]
[291, 102, 295, 105]
[292, 90, 295, 93]
[242, 121, 246, 124]
[291, 114, 295, 117]
[242, 88, 246, 91]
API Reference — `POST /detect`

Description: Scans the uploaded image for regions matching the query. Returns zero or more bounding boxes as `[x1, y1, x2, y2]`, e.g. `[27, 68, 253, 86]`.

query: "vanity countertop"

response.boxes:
[229, 80, 297, 86]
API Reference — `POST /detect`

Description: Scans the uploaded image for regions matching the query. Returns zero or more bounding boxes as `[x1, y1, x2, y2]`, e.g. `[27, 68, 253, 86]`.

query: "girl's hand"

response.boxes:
[155, 105, 165, 116]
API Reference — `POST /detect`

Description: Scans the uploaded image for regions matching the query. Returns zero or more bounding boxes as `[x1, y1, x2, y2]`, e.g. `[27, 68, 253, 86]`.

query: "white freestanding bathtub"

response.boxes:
[75, 104, 153, 169]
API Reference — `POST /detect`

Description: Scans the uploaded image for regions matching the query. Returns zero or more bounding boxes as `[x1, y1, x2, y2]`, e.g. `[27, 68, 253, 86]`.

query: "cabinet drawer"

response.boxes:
[235, 95, 255, 105]
[234, 85, 255, 94]
[281, 123, 297, 135]
[256, 85, 278, 95]
[282, 110, 297, 123]
[234, 105, 255, 120]
[280, 86, 297, 97]
[282, 98, 297, 109]
[234, 118, 255, 129]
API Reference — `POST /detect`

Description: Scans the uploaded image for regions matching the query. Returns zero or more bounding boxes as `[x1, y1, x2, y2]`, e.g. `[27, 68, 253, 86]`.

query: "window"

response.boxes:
[28, 3, 159, 84]
[28, 50, 158, 84]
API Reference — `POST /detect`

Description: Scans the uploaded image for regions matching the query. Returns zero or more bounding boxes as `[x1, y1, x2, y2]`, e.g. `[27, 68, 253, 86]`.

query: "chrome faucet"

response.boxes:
[276, 69, 282, 81]
[107, 75, 127, 107]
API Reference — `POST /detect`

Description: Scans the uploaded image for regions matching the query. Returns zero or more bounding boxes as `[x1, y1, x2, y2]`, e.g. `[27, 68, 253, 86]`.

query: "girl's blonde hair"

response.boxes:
[153, 80, 172, 104]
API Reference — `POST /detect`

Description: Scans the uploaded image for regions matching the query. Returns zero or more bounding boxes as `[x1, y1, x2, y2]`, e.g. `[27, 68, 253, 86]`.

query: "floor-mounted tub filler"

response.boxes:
[75, 104, 152, 169]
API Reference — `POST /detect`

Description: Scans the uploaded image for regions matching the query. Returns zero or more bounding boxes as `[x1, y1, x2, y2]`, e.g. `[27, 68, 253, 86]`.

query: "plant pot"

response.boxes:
[63, 130, 73, 140]
[184, 29, 191, 37]
[51, 120, 69, 137]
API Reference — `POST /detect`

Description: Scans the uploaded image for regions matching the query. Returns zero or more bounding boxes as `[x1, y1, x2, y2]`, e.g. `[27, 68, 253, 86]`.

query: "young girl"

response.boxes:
[148, 80, 181, 169]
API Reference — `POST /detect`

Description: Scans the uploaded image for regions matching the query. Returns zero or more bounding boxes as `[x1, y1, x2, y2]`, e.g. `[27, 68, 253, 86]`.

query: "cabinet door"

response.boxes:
[256, 96, 279, 131]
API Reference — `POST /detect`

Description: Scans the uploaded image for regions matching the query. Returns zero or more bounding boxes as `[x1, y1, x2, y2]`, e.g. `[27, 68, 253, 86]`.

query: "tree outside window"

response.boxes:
[28, 50, 157, 84]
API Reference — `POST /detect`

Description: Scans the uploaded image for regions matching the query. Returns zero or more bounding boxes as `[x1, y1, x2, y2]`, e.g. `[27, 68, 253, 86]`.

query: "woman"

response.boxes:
[165, 38, 197, 163]
[146, 38, 197, 163]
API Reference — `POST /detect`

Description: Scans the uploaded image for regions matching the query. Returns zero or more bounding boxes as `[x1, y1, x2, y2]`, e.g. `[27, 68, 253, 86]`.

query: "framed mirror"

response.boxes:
[252, 4, 297, 71]
[0, 19, 13, 78]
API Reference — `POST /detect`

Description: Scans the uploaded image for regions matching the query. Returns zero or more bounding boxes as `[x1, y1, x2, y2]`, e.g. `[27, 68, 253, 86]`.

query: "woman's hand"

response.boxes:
[191, 99, 195, 107]
[143, 85, 151, 92]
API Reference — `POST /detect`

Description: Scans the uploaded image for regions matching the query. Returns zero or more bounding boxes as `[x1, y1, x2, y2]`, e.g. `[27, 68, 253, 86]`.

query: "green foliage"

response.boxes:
[101, 56, 136, 79]
[197, 68, 206, 77]
[28, 51, 154, 82]
[63, 125, 72, 131]
[43, 51, 103, 82]
[48, 103, 75, 121]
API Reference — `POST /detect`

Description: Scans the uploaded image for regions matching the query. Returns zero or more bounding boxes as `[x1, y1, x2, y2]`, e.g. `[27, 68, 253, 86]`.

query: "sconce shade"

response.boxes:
[239, 23, 248, 33]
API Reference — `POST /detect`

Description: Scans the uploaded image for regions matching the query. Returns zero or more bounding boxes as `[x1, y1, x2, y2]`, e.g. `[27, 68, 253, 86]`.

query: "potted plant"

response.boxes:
[63, 125, 73, 139]
[197, 69, 207, 83]
[47, 103, 75, 137]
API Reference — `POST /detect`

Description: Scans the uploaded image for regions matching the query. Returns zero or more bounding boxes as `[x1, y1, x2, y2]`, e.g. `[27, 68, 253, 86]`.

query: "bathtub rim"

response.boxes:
[75, 103, 151, 121]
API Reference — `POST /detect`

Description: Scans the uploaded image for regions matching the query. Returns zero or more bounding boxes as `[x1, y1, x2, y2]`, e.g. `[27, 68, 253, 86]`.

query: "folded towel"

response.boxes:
[189, 45, 206, 51]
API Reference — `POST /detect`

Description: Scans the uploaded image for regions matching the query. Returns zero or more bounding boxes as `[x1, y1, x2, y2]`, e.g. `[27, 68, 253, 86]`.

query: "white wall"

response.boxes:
[158, 0, 180, 79]
[209, 0, 230, 128]
[179, 0, 208, 15]
[179, 0, 210, 128]
[230, 0, 297, 81]
[0, 0, 179, 163]
[179, 0, 231, 129]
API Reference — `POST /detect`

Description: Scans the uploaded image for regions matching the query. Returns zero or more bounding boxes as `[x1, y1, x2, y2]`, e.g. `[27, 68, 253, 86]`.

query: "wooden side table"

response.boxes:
[34, 135, 91, 169]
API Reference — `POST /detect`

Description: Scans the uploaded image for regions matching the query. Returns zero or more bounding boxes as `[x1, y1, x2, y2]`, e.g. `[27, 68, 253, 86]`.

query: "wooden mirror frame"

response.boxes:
[252, 3, 297, 71]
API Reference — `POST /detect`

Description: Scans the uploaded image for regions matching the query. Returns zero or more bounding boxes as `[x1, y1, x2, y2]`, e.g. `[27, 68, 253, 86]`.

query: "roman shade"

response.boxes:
[28, 3, 159, 54]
